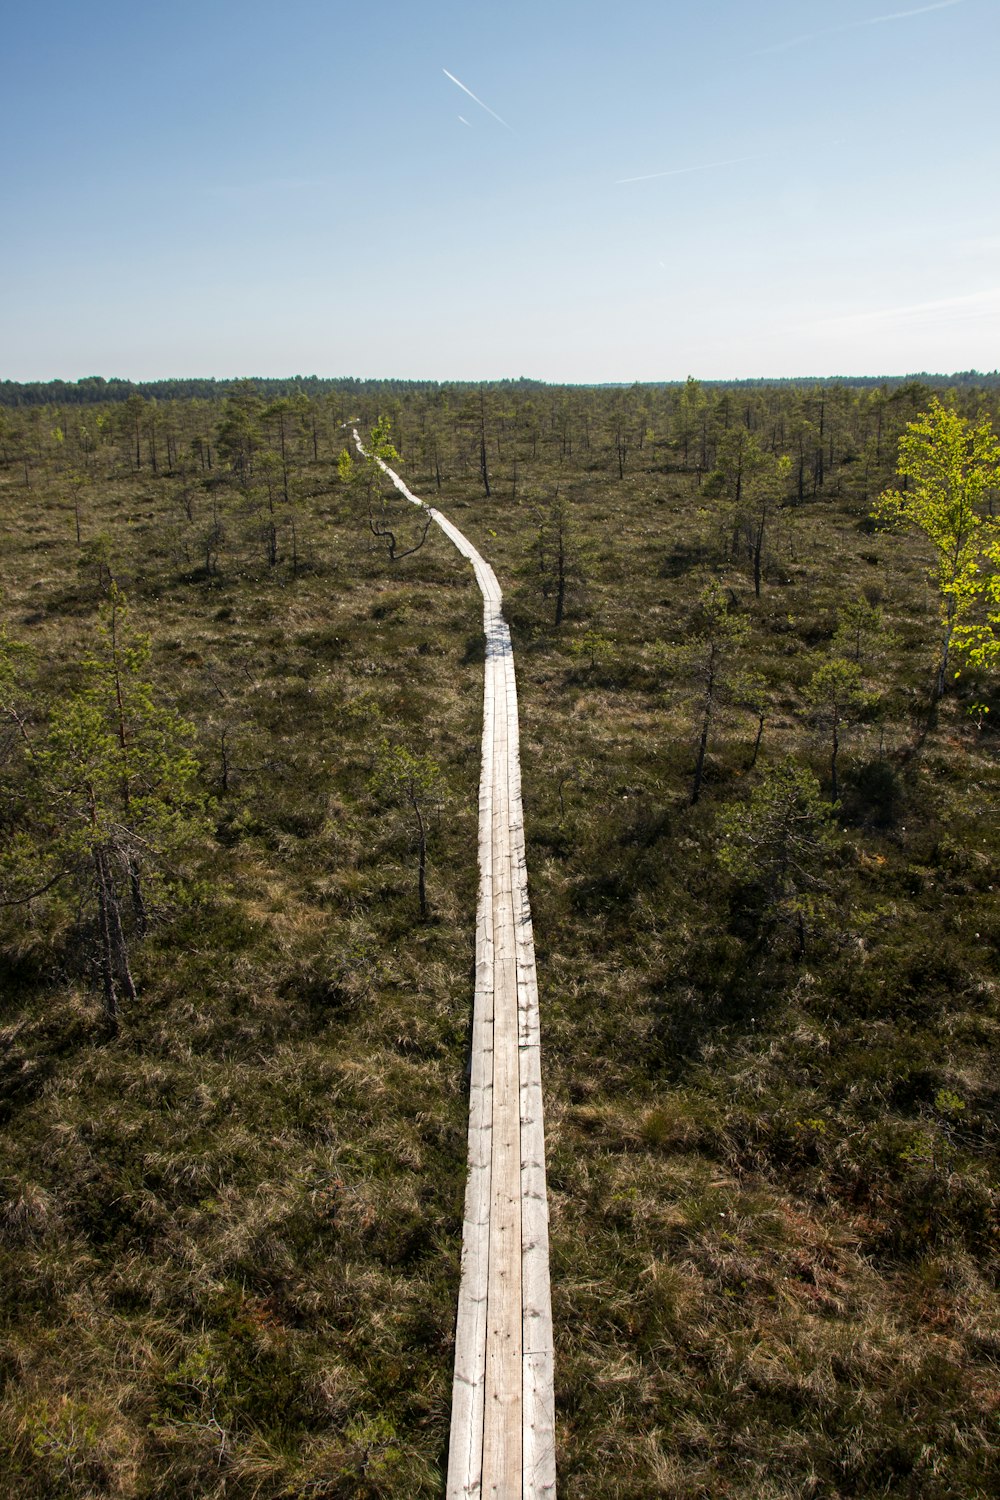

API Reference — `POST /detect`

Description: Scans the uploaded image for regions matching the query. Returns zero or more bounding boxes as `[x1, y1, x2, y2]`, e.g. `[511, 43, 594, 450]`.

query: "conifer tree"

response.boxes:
[717, 759, 836, 954]
[0, 589, 210, 1032]
[369, 740, 443, 920]
[803, 657, 876, 804]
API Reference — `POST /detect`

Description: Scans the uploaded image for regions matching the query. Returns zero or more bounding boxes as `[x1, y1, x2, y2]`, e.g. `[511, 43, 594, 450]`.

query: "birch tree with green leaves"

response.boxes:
[876, 399, 1000, 696]
[954, 536, 1000, 674]
[360, 416, 433, 563]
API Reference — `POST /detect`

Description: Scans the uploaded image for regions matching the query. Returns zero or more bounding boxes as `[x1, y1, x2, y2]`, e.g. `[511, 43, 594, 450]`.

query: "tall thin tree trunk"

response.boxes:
[753, 518, 765, 598]
[934, 593, 958, 700]
[220, 727, 231, 794]
[747, 711, 765, 770]
[554, 522, 567, 626]
[479, 391, 491, 498]
[692, 704, 712, 805]
[414, 800, 427, 919]
[129, 862, 147, 937]
[279, 417, 290, 503]
[692, 646, 717, 804]
[94, 849, 119, 1035]
[108, 890, 138, 1006]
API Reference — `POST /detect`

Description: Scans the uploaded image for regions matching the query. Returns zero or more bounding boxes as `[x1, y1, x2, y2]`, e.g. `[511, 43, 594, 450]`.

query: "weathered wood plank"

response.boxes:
[357, 433, 555, 1499]
[445, 604, 495, 1500]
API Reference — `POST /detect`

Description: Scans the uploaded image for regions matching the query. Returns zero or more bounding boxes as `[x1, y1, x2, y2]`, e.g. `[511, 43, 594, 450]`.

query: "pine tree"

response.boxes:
[717, 759, 836, 955]
[0, 588, 210, 1032]
[369, 740, 443, 920]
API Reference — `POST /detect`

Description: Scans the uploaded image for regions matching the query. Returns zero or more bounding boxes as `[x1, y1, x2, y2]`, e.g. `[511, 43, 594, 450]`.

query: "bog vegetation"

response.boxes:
[1, 375, 998, 1498]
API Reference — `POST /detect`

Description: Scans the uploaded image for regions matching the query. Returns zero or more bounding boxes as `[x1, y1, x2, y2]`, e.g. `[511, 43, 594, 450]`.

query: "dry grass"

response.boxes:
[2, 388, 999, 1495]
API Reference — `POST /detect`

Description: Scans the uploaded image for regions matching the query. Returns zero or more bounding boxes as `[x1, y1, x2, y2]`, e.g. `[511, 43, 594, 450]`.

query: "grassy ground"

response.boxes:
[437, 439, 1000, 1498]
[1, 405, 999, 1496]
[1, 450, 482, 1496]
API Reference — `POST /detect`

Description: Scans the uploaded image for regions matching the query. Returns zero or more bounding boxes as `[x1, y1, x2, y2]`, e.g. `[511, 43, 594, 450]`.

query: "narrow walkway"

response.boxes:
[353, 434, 556, 1498]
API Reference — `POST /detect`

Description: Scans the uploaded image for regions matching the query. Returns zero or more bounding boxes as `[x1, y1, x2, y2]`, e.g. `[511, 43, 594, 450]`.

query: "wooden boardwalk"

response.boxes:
[353, 434, 556, 1497]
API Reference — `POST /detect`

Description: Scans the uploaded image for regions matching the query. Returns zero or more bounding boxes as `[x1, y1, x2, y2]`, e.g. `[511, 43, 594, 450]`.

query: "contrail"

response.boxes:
[459, 115, 472, 127]
[861, 0, 964, 25]
[443, 67, 516, 133]
[617, 153, 764, 184]
[754, 0, 963, 55]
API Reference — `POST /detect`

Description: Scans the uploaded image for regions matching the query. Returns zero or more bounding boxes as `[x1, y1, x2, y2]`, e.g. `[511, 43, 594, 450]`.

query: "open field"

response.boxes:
[1, 378, 999, 1497]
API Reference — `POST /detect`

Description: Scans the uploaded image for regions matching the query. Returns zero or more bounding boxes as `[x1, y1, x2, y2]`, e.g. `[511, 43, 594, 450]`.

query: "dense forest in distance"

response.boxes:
[2, 368, 1000, 408]
[1, 372, 998, 1497]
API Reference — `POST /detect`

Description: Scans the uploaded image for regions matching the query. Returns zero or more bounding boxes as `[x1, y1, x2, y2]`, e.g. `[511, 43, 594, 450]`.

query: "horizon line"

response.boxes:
[2, 367, 999, 390]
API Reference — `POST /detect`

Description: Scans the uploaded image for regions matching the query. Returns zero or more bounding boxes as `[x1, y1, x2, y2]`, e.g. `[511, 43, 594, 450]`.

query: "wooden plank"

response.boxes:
[523, 1351, 557, 1498]
[446, 599, 495, 1500]
[360, 433, 555, 1499]
[482, 954, 522, 1492]
[504, 636, 557, 1500]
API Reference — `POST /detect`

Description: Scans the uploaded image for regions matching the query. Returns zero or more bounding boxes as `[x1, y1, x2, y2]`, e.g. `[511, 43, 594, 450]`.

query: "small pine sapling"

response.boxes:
[369, 740, 444, 920]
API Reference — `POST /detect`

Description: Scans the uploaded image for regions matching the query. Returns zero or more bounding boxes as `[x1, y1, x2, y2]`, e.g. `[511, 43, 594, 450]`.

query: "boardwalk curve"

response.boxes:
[352, 434, 556, 1497]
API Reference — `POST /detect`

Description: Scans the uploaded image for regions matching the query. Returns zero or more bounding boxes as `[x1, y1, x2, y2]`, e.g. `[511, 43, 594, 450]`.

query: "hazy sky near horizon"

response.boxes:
[2, 0, 997, 383]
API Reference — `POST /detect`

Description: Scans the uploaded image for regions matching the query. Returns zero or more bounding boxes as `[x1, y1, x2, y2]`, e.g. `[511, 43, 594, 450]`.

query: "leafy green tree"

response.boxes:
[876, 399, 1000, 697]
[717, 759, 836, 954]
[0, 590, 210, 1033]
[953, 534, 1000, 674]
[369, 740, 443, 920]
[360, 417, 433, 563]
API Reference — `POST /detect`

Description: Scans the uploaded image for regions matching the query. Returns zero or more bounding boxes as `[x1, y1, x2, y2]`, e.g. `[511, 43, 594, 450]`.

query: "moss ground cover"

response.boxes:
[1, 381, 998, 1496]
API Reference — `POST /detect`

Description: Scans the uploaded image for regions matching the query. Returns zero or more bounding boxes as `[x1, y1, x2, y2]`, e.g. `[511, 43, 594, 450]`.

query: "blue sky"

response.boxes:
[2, 0, 997, 381]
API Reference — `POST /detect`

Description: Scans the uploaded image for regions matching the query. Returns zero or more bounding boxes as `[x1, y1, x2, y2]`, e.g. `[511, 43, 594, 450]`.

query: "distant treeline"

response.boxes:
[2, 370, 999, 408]
[0, 376, 547, 408]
